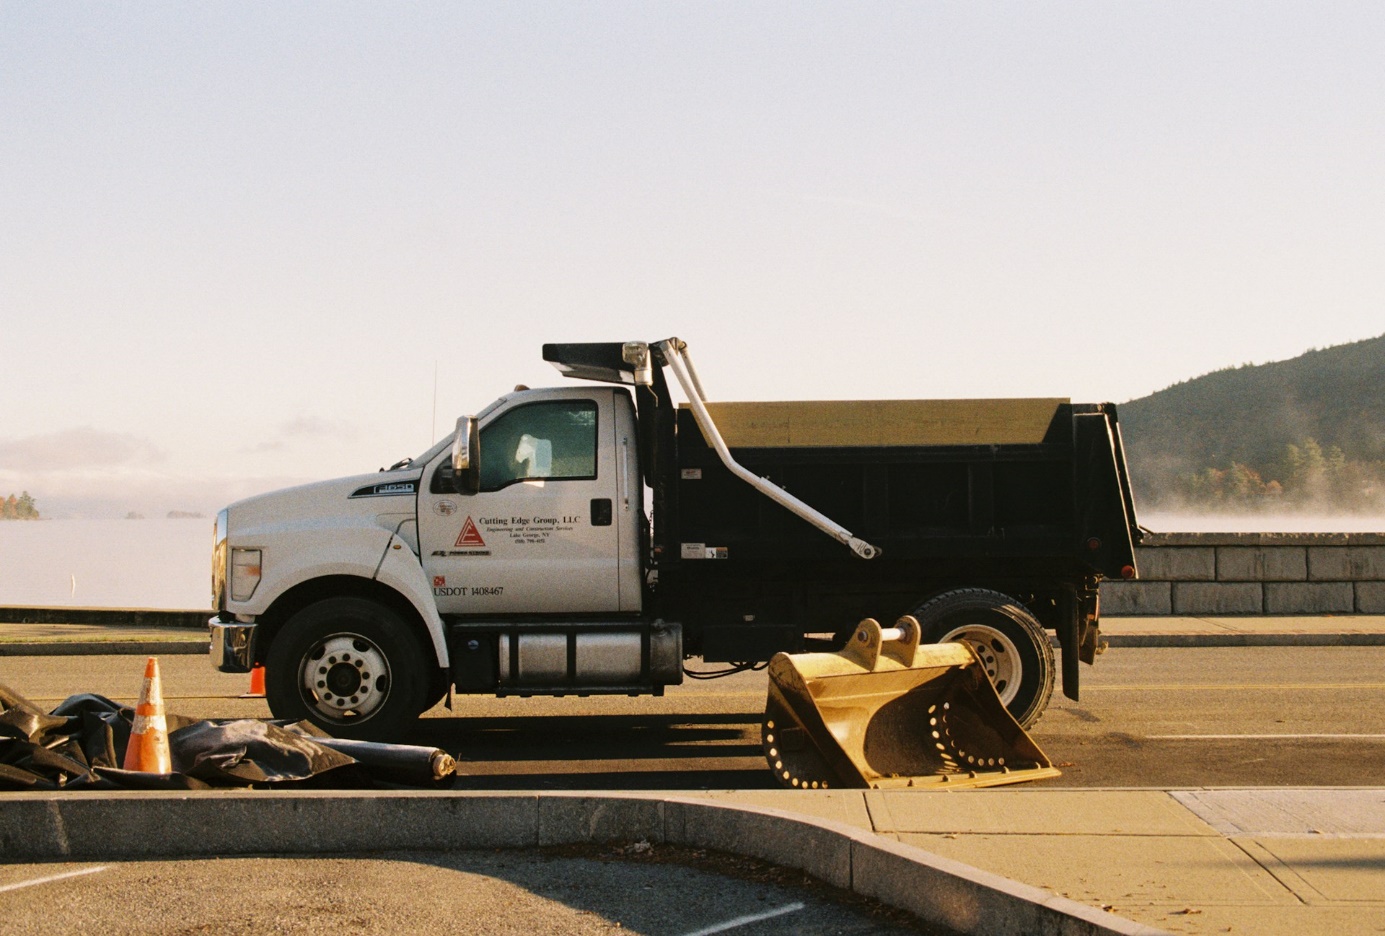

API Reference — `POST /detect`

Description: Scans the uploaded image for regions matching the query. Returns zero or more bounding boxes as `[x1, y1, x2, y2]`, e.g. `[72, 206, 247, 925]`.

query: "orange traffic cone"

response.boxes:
[123, 656, 172, 773]
[241, 664, 266, 699]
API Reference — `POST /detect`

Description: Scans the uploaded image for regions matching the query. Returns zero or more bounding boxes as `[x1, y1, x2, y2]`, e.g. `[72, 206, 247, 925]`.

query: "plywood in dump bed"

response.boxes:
[688, 399, 1069, 448]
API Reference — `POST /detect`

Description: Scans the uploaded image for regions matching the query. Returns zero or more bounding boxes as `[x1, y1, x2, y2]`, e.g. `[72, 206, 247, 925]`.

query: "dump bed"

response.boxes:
[670, 398, 1136, 570]
[656, 398, 1140, 659]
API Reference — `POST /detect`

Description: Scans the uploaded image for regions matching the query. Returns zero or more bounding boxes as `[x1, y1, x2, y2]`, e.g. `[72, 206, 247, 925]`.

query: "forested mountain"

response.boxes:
[1118, 333, 1385, 509]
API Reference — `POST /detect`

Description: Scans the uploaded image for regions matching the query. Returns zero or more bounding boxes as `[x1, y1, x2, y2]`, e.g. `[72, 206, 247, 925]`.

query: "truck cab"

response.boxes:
[416, 385, 643, 616]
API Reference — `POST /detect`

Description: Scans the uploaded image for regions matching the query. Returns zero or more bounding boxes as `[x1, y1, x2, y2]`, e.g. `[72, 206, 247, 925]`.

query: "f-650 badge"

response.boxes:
[350, 480, 418, 498]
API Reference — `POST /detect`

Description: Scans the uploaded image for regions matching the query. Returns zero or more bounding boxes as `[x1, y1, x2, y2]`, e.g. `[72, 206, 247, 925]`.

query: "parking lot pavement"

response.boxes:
[0, 847, 950, 936]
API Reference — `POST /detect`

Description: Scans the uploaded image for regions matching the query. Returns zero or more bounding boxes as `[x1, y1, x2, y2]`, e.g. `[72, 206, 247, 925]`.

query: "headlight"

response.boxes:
[212, 509, 228, 609]
[231, 548, 262, 602]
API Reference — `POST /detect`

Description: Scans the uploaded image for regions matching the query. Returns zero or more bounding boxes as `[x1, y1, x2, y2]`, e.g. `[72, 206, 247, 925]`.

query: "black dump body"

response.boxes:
[541, 341, 1141, 672]
[656, 400, 1140, 664]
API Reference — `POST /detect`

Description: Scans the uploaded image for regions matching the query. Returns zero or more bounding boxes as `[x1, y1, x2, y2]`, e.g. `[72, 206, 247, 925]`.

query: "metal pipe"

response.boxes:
[679, 343, 710, 400]
[657, 339, 880, 560]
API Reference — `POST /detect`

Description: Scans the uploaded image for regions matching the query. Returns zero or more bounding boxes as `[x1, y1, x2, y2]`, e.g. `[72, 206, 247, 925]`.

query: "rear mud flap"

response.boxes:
[763, 617, 1060, 789]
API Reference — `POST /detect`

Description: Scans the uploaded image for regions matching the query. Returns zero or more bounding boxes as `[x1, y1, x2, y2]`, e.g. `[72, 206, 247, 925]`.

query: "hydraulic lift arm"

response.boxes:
[641, 338, 881, 560]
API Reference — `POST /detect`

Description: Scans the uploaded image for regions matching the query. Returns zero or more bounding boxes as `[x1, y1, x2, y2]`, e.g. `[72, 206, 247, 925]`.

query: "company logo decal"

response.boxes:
[455, 517, 486, 548]
[433, 575, 446, 588]
[434, 500, 458, 516]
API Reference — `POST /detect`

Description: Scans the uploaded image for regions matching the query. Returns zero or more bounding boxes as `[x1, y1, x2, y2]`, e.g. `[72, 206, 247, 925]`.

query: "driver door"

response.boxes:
[417, 389, 623, 614]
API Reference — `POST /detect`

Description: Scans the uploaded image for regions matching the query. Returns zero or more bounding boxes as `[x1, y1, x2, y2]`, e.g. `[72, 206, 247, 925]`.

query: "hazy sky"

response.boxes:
[3, 2, 1383, 517]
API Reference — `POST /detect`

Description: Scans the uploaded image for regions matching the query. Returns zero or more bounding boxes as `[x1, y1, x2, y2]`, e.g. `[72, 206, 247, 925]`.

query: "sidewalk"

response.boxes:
[693, 787, 1385, 936]
[0, 622, 208, 655]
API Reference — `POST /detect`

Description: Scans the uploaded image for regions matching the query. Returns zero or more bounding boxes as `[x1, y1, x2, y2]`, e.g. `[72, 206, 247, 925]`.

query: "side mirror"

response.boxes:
[451, 416, 481, 495]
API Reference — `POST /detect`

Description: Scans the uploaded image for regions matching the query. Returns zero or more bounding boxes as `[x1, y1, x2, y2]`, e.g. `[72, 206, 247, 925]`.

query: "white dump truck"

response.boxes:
[210, 339, 1139, 776]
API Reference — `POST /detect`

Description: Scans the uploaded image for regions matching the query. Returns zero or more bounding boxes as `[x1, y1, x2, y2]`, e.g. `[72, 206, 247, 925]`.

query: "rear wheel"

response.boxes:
[265, 597, 432, 741]
[912, 588, 1054, 728]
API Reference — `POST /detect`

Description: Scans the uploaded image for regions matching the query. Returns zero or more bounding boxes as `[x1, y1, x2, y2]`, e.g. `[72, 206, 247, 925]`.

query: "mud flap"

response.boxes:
[763, 617, 1060, 789]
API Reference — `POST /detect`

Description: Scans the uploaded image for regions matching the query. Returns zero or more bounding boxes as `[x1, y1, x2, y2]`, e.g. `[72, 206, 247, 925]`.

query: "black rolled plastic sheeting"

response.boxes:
[0, 682, 456, 791]
[305, 734, 457, 786]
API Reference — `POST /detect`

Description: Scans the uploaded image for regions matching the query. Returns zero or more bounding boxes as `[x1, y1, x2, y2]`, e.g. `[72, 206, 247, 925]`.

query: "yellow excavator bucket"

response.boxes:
[763, 616, 1060, 789]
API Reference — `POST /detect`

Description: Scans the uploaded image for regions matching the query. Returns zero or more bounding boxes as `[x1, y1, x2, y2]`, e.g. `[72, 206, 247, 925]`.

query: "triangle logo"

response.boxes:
[455, 517, 486, 548]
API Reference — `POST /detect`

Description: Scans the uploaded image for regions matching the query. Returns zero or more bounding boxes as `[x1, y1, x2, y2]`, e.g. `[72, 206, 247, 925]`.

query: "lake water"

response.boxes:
[0, 519, 212, 610]
[1, 512, 1383, 611]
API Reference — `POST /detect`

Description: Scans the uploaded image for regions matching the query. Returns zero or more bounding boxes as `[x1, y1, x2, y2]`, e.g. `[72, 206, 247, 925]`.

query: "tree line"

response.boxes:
[1169, 438, 1385, 510]
[1, 492, 40, 520]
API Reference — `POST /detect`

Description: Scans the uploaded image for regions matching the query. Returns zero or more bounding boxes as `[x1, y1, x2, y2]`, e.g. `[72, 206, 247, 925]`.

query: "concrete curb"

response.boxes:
[0, 640, 209, 656]
[0, 791, 1167, 936]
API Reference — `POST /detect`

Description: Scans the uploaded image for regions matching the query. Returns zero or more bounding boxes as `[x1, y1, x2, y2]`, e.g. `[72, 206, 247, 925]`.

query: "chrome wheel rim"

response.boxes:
[938, 624, 1021, 706]
[298, 632, 391, 723]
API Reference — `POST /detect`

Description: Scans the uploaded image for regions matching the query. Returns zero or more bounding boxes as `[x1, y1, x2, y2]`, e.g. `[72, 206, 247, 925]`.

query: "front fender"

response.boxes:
[226, 515, 448, 669]
[227, 518, 397, 616]
[375, 533, 449, 668]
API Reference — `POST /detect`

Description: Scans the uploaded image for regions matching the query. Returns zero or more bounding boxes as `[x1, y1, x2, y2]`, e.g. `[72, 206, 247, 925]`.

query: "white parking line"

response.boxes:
[679, 901, 806, 936]
[0, 865, 109, 894]
[1149, 733, 1385, 740]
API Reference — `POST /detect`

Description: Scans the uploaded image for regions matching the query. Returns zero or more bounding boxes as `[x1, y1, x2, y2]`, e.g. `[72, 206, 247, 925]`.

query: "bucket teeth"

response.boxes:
[762, 618, 1059, 790]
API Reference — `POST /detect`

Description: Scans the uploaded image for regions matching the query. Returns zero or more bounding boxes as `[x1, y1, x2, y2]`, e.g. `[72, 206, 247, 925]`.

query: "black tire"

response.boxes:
[265, 597, 432, 741]
[912, 588, 1055, 728]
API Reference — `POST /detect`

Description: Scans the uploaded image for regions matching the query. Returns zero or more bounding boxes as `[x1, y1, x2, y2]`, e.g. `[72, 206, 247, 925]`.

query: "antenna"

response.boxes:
[431, 360, 439, 444]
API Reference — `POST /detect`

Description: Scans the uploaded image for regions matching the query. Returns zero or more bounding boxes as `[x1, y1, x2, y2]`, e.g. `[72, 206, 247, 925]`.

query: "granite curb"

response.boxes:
[1096, 632, 1385, 648]
[0, 790, 1165, 936]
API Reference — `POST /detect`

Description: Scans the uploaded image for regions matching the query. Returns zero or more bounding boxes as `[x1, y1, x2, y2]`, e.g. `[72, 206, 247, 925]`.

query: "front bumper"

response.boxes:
[209, 614, 257, 673]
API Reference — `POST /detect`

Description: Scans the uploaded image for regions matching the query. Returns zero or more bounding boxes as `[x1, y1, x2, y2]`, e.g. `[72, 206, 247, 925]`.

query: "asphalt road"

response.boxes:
[2, 646, 1383, 789]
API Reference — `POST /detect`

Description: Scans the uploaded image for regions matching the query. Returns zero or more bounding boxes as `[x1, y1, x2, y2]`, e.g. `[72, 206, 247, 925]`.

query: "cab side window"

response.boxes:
[479, 400, 598, 491]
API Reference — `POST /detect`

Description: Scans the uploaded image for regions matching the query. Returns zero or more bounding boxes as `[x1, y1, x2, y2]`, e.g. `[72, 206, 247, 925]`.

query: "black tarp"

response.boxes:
[0, 682, 455, 791]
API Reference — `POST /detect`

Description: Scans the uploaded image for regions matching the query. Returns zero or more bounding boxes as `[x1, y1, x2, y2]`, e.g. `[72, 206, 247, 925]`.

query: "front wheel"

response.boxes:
[912, 588, 1055, 728]
[265, 597, 432, 741]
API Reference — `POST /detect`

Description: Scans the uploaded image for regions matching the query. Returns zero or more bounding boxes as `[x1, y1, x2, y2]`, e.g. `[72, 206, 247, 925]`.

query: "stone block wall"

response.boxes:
[1101, 533, 1385, 615]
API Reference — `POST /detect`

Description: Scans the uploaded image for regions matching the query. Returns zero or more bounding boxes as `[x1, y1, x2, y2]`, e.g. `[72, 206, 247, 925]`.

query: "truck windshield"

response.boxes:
[394, 394, 513, 471]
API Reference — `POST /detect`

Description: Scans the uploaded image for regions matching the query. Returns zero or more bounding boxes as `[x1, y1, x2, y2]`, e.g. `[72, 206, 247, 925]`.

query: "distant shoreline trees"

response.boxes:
[1, 492, 40, 520]
[1169, 438, 1384, 511]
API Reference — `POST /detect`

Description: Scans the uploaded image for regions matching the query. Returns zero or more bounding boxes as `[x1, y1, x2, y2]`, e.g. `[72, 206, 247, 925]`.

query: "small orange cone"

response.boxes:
[240, 664, 266, 699]
[123, 657, 171, 773]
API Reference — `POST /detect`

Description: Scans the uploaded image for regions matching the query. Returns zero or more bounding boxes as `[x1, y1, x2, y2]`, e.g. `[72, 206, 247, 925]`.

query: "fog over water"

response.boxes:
[1140, 511, 1385, 534]
[0, 519, 210, 610]
[2, 511, 1383, 611]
